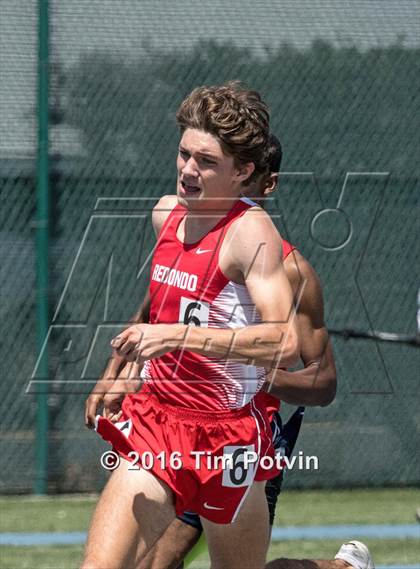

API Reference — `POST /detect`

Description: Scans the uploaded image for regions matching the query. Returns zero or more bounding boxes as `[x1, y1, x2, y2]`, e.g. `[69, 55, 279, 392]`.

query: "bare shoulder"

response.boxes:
[231, 205, 283, 247]
[152, 194, 178, 237]
[221, 205, 283, 282]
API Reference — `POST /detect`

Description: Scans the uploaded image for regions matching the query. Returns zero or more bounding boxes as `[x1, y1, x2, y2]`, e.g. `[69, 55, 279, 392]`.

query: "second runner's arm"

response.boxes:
[265, 251, 337, 406]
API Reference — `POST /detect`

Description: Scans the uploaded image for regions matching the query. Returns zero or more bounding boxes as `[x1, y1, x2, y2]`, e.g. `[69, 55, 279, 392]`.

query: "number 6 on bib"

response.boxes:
[221, 445, 257, 488]
[179, 296, 210, 326]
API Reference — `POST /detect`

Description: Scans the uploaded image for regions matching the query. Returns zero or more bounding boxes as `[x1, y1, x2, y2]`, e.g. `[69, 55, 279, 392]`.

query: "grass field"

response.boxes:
[1, 488, 419, 568]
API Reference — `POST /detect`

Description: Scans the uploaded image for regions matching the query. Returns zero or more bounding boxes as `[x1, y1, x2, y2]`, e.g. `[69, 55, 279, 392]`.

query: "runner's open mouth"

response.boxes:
[180, 180, 201, 194]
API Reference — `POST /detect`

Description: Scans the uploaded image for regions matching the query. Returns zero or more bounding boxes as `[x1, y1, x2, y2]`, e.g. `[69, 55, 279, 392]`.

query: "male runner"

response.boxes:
[81, 82, 300, 569]
[85, 135, 374, 569]
[132, 137, 373, 569]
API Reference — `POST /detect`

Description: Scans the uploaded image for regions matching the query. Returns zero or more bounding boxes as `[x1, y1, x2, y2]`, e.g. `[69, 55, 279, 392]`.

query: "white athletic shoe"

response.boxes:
[335, 540, 375, 569]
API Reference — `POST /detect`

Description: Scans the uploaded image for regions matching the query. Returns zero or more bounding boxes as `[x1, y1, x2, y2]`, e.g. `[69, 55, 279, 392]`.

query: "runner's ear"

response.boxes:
[263, 173, 279, 197]
[235, 162, 255, 184]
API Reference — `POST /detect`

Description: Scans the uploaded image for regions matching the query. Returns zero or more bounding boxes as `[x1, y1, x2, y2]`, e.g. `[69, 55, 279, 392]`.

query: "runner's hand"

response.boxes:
[111, 323, 184, 363]
[103, 362, 142, 423]
[85, 381, 108, 429]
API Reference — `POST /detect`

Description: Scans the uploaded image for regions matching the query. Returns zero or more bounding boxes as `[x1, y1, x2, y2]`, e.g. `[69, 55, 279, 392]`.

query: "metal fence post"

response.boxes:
[34, 0, 50, 495]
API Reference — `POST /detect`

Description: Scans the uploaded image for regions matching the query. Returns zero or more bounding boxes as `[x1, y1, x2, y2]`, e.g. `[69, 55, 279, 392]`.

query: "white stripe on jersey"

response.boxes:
[208, 280, 266, 407]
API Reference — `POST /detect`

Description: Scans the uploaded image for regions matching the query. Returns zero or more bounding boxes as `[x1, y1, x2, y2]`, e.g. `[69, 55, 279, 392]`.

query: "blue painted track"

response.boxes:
[376, 566, 419, 569]
[1, 524, 419, 546]
[0, 532, 86, 546]
[270, 524, 420, 541]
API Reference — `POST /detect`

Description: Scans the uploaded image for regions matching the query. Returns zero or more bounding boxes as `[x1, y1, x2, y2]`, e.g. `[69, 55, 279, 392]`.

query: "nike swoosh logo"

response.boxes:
[196, 248, 212, 255]
[203, 502, 224, 510]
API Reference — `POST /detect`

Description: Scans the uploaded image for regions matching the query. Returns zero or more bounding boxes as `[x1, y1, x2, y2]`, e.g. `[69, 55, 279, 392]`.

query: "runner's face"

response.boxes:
[177, 128, 252, 211]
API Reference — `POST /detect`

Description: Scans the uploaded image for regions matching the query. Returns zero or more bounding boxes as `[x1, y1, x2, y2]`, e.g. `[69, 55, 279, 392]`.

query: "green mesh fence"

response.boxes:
[0, 1, 419, 493]
[0, 1, 39, 493]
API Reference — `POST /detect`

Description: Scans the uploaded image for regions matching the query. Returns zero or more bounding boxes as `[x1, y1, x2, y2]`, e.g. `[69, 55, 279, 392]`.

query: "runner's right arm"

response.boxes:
[84, 196, 176, 428]
[84, 292, 151, 428]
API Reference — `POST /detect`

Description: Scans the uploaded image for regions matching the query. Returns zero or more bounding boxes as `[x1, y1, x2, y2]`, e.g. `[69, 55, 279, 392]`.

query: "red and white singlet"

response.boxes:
[142, 197, 268, 411]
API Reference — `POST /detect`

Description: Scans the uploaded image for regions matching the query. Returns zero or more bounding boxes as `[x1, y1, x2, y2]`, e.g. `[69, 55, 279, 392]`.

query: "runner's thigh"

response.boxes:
[81, 458, 175, 569]
[201, 480, 269, 569]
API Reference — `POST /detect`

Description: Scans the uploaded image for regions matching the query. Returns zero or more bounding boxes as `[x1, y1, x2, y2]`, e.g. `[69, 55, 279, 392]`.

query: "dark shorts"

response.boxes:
[178, 406, 305, 529]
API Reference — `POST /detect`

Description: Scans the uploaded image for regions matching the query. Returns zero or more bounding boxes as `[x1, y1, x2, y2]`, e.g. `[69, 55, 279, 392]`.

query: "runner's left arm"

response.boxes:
[111, 208, 300, 369]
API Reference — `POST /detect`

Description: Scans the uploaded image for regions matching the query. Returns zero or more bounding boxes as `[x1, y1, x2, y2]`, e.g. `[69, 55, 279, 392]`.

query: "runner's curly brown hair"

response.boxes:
[176, 81, 270, 185]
